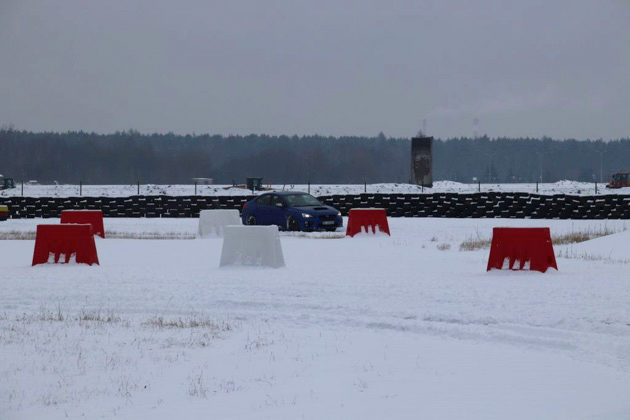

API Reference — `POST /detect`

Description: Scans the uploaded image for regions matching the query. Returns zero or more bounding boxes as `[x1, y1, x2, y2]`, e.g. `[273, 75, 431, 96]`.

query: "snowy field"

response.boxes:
[2, 180, 629, 198]
[1, 217, 630, 419]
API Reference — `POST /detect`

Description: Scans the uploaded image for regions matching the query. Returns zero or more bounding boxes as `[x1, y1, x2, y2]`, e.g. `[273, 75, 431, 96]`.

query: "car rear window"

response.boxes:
[284, 194, 322, 207]
[257, 195, 272, 205]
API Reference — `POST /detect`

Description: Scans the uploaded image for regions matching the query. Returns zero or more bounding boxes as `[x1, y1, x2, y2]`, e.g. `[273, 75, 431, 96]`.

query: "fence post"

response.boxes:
[364, 178, 367, 193]
[308, 180, 310, 195]
[478, 180, 481, 192]
[194, 181, 197, 196]
[595, 182, 598, 194]
[79, 181, 82, 196]
[21, 181, 24, 196]
[137, 181, 140, 195]
[536, 181, 538, 193]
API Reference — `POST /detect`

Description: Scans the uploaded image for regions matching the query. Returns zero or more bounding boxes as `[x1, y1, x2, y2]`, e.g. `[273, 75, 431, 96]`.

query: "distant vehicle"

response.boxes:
[0, 204, 8, 221]
[606, 172, 630, 189]
[0, 175, 15, 190]
[241, 192, 343, 232]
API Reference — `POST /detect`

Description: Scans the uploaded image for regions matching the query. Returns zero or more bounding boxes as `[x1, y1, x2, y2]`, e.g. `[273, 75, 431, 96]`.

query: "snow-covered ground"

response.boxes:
[1, 217, 630, 419]
[2, 180, 628, 198]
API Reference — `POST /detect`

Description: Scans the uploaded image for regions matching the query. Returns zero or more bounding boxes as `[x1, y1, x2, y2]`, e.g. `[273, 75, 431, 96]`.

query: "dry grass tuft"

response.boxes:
[143, 316, 232, 331]
[459, 237, 492, 251]
[106, 231, 195, 240]
[0, 231, 36, 240]
[556, 248, 630, 264]
[15, 305, 66, 322]
[78, 309, 121, 324]
[436, 243, 451, 251]
[15, 307, 127, 325]
[187, 371, 209, 398]
[552, 225, 620, 245]
[280, 231, 345, 239]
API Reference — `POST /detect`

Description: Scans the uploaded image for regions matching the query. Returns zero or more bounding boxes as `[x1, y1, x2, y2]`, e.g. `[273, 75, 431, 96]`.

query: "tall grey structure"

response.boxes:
[411, 136, 433, 187]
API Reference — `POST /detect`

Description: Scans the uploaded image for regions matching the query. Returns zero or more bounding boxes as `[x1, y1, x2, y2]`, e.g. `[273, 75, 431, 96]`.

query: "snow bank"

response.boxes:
[219, 225, 285, 268]
[198, 209, 241, 238]
[562, 229, 630, 261]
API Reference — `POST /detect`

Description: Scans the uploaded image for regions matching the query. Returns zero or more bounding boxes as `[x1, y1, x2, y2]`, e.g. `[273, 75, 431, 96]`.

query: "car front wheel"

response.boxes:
[286, 216, 300, 231]
[246, 215, 257, 225]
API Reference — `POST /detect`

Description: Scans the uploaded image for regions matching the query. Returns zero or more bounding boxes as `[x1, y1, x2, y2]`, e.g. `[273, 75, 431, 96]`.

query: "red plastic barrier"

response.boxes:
[61, 210, 105, 238]
[346, 208, 390, 237]
[487, 227, 557, 273]
[32, 224, 99, 266]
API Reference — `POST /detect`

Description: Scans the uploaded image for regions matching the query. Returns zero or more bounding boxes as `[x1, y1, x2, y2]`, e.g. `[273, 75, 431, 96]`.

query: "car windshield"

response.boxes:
[283, 194, 322, 207]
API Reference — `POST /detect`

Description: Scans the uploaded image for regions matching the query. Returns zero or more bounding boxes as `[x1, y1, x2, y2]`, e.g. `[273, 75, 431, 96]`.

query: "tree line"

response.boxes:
[0, 128, 628, 184]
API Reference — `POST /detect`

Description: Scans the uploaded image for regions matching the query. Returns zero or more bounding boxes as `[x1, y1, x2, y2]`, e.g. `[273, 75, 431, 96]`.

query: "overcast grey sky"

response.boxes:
[1, 0, 628, 139]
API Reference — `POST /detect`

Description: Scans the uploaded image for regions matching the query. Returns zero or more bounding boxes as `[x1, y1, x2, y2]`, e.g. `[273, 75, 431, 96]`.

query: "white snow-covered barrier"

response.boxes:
[198, 209, 241, 238]
[219, 225, 285, 268]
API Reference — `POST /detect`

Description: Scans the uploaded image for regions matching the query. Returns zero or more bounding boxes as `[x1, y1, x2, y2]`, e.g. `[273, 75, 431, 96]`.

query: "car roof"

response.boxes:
[259, 191, 309, 196]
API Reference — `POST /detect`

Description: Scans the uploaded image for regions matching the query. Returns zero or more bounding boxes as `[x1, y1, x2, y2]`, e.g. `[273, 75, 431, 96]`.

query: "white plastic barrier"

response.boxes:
[198, 209, 241, 238]
[219, 225, 285, 268]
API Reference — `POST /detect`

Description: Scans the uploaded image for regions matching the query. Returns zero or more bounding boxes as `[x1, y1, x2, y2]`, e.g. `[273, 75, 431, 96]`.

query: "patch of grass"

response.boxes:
[116, 376, 137, 400]
[187, 371, 209, 398]
[0, 230, 195, 240]
[15, 307, 127, 325]
[552, 225, 621, 245]
[34, 304, 65, 322]
[280, 231, 345, 239]
[78, 309, 121, 324]
[556, 249, 630, 264]
[0, 231, 35, 240]
[143, 316, 232, 331]
[460, 224, 626, 251]
[459, 237, 492, 251]
[244, 334, 274, 351]
[102, 231, 196, 239]
[436, 243, 451, 251]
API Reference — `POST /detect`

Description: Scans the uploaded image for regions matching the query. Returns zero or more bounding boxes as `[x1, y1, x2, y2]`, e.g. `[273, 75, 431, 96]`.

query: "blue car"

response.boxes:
[241, 192, 343, 231]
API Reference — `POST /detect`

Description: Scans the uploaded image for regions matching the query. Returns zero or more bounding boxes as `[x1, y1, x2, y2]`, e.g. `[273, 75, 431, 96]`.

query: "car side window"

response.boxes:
[257, 195, 271, 206]
[270, 195, 283, 207]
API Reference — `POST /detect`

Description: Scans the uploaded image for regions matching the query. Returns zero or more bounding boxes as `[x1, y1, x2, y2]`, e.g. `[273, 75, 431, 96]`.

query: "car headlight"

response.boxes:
[301, 212, 312, 218]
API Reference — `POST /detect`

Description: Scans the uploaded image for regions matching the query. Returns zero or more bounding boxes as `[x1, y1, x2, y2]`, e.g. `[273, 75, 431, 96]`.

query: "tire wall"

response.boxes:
[1, 193, 629, 219]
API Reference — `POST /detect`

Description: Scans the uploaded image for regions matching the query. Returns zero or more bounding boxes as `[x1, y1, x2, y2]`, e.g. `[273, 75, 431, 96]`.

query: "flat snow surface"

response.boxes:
[2, 180, 629, 197]
[1, 218, 630, 419]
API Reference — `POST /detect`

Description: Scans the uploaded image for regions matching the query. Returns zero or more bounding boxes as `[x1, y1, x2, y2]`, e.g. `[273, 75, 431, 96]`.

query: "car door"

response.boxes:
[255, 194, 273, 224]
[269, 194, 287, 227]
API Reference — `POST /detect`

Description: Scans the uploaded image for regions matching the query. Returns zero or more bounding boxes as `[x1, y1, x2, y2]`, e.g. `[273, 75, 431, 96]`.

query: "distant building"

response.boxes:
[411, 136, 433, 187]
[192, 178, 213, 185]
